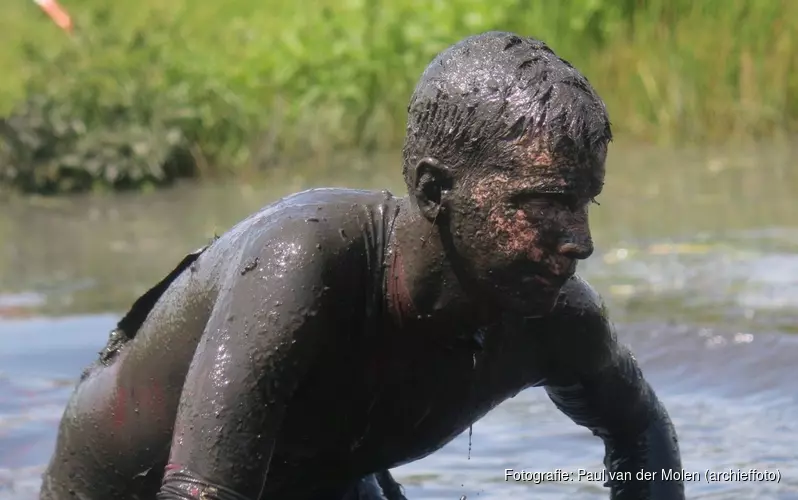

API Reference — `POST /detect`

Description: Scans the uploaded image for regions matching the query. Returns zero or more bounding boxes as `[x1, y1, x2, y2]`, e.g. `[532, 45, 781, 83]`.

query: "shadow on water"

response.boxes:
[1, 142, 797, 499]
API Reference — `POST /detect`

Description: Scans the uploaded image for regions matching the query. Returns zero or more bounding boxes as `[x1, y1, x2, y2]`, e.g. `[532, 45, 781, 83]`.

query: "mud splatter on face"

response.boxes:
[470, 173, 547, 262]
[491, 207, 546, 261]
[447, 139, 601, 313]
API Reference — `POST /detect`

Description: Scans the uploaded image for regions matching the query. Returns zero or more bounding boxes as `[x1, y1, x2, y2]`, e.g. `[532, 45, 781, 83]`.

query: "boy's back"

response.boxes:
[42, 188, 408, 499]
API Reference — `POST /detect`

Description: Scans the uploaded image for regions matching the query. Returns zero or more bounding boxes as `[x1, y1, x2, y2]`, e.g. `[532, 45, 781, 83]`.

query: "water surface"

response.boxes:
[1, 143, 797, 499]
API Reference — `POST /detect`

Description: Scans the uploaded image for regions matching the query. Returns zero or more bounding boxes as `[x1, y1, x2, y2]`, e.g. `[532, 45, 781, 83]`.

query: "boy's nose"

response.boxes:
[557, 234, 594, 259]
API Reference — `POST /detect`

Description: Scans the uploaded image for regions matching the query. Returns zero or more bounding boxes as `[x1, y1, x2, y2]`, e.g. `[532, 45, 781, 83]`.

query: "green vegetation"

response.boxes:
[0, 0, 796, 194]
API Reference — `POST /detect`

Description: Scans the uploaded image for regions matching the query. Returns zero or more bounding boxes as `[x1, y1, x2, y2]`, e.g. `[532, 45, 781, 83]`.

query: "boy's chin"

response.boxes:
[502, 287, 562, 317]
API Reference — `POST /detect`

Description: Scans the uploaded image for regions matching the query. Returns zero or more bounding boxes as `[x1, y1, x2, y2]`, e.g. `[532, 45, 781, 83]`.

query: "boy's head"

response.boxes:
[402, 31, 612, 312]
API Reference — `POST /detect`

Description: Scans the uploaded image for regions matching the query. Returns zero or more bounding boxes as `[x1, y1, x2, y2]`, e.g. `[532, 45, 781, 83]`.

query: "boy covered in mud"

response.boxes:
[43, 32, 685, 500]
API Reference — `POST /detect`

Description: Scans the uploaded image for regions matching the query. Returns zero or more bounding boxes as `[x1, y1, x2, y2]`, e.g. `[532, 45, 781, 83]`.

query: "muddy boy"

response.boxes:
[42, 31, 685, 500]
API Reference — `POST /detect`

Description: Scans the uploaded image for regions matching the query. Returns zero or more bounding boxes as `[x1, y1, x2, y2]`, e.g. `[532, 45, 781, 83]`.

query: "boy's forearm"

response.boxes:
[545, 348, 685, 499]
[599, 385, 684, 499]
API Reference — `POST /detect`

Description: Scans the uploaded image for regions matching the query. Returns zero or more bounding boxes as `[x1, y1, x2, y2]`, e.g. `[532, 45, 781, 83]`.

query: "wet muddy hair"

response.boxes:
[402, 31, 612, 187]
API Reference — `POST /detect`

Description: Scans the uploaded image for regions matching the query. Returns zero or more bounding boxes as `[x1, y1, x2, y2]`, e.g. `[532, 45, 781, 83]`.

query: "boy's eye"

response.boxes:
[547, 194, 580, 209]
[511, 192, 581, 211]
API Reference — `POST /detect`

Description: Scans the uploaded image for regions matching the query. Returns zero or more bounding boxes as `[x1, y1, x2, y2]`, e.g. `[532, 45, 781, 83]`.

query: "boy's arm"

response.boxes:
[156, 229, 351, 500]
[537, 277, 685, 500]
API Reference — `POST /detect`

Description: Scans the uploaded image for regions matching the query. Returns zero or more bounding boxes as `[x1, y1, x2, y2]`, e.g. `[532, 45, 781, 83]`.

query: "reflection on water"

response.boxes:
[1, 143, 797, 499]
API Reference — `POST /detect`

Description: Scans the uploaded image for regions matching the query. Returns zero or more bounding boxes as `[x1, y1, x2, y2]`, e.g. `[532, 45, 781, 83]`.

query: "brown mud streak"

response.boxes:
[386, 247, 416, 327]
[240, 257, 259, 276]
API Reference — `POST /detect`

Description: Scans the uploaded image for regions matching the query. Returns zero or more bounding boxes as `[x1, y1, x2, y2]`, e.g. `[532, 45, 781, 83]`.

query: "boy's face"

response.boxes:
[443, 138, 605, 314]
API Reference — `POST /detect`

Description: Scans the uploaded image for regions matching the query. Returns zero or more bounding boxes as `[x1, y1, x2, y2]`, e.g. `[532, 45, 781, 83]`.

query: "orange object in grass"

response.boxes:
[34, 0, 73, 33]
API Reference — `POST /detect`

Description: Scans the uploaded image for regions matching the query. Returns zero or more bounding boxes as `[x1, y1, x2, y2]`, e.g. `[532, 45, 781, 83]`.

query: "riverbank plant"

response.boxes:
[1, 0, 795, 193]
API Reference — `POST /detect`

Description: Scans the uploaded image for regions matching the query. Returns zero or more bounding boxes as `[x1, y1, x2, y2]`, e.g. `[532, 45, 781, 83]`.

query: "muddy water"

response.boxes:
[1, 143, 797, 499]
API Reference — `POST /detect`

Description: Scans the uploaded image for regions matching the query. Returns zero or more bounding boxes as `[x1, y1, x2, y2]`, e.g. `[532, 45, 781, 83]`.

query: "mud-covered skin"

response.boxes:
[41, 189, 682, 500]
[448, 140, 602, 314]
[401, 34, 610, 316]
[43, 31, 684, 500]
[42, 188, 407, 500]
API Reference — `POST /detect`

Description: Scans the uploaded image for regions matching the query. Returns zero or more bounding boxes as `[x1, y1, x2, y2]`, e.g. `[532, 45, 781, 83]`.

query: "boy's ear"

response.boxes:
[410, 157, 453, 222]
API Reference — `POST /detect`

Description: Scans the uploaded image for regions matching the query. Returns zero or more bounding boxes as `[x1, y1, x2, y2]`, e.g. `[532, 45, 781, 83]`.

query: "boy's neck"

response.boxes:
[384, 197, 499, 329]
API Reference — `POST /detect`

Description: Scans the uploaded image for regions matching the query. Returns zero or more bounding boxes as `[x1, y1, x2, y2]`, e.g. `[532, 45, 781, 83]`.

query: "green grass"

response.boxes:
[0, 0, 796, 193]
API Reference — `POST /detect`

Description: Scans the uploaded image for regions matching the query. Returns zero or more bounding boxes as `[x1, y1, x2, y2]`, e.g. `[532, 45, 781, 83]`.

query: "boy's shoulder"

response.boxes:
[232, 187, 400, 240]
[225, 188, 401, 261]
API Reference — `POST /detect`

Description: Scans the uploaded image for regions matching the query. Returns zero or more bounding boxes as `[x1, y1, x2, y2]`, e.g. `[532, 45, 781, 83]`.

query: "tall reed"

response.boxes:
[1, 0, 795, 192]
